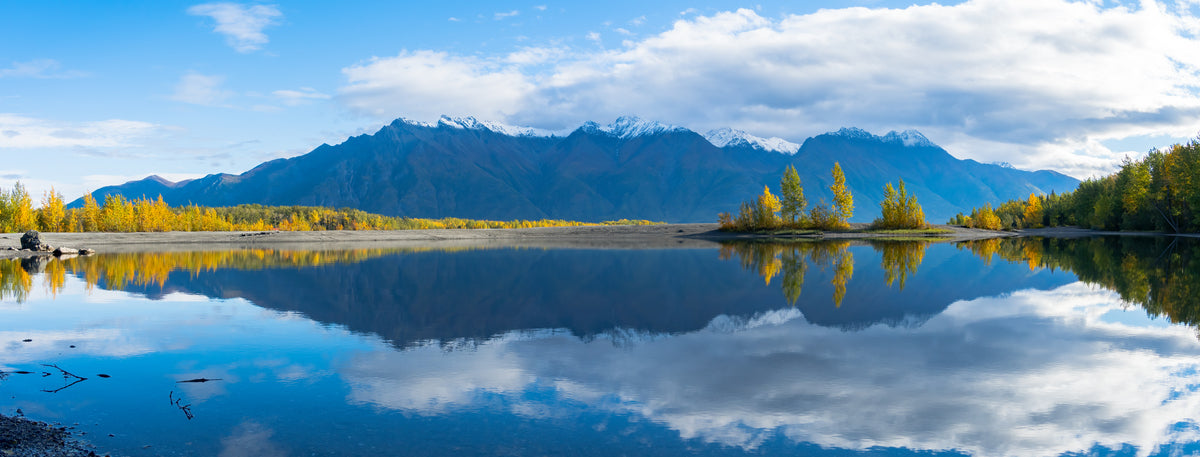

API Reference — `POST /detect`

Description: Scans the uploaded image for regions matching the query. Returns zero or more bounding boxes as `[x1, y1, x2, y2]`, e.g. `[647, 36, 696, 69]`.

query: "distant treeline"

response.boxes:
[0, 185, 658, 233]
[952, 136, 1200, 232]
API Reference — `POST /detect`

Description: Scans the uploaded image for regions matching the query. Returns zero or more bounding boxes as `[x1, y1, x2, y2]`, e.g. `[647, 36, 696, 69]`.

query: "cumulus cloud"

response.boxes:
[188, 2, 282, 53]
[171, 72, 234, 106]
[339, 283, 1200, 456]
[0, 114, 159, 148]
[339, 51, 534, 121]
[336, 1, 1200, 178]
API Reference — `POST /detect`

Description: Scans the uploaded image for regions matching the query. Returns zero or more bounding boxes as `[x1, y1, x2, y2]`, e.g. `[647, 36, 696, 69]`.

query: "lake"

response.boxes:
[2, 236, 1199, 456]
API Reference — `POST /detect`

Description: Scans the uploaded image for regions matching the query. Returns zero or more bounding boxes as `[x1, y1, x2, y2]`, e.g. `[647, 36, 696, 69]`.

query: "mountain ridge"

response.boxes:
[71, 117, 1080, 223]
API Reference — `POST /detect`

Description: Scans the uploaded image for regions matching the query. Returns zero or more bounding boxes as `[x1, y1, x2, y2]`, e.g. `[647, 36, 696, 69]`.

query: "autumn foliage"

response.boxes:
[0, 184, 659, 233]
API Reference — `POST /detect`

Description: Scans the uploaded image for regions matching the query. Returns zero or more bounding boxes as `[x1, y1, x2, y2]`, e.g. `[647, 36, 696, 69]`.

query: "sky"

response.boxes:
[2, 0, 1200, 203]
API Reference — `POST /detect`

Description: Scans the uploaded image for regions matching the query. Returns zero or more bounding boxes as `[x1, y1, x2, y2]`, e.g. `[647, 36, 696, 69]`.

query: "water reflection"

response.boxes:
[4, 238, 1200, 456]
[958, 236, 1200, 331]
[719, 240, 928, 306]
[338, 283, 1200, 456]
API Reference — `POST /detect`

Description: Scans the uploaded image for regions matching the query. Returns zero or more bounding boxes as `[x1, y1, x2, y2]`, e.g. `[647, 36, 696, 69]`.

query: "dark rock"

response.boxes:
[54, 247, 79, 256]
[19, 230, 52, 251]
[80, 248, 96, 255]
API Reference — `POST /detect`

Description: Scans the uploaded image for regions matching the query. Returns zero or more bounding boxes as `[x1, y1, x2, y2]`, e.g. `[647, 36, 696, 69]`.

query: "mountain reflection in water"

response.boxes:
[3, 238, 1200, 456]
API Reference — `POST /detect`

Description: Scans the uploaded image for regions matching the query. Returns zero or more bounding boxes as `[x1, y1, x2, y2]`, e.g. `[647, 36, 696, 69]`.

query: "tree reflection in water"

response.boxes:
[719, 240, 926, 307]
[0, 248, 411, 303]
[720, 236, 1200, 331]
[957, 236, 1200, 330]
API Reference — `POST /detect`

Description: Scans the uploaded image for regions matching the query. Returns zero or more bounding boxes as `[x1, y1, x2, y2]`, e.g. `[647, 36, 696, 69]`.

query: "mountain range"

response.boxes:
[72, 116, 1080, 223]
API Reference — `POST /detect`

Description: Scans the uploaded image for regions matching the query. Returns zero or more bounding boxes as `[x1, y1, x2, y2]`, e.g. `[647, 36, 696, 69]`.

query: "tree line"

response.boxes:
[718, 162, 927, 231]
[951, 137, 1200, 232]
[0, 183, 658, 233]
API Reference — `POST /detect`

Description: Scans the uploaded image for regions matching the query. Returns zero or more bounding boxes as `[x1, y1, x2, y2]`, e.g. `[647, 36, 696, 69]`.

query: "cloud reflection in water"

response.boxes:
[339, 283, 1200, 456]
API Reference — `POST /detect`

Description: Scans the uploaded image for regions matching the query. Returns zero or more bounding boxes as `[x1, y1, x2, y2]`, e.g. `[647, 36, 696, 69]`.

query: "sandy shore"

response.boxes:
[0, 223, 1018, 257]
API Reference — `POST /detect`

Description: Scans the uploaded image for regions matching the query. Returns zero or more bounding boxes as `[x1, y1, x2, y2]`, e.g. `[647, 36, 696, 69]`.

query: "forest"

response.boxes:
[0, 185, 657, 233]
[952, 137, 1200, 232]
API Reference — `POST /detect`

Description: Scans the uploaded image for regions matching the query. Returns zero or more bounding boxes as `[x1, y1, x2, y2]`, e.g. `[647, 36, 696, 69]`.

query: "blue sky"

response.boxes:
[2, 0, 1199, 203]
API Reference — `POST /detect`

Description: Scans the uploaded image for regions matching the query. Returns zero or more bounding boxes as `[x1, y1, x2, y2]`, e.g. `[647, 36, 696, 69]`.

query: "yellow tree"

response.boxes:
[970, 203, 1002, 230]
[755, 186, 782, 229]
[38, 187, 66, 232]
[80, 193, 101, 232]
[830, 162, 854, 230]
[1023, 193, 1043, 228]
[10, 182, 36, 231]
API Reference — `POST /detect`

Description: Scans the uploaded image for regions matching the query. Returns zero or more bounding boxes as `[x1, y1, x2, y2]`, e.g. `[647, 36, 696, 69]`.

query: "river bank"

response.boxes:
[0, 223, 1014, 257]
[0, 413, 100, 457]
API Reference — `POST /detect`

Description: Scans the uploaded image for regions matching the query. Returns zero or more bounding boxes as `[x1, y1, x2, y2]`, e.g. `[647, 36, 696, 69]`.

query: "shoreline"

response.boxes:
[0, 412, 100, 457]
[0, 223, 1015, 257]
[0, 224, 1192, 258]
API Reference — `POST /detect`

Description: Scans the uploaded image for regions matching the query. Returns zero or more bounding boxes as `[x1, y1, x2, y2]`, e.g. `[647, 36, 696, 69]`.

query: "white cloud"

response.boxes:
[534, 5, 547, 11]
[335, 1, 1200, 178]
[0, 59, 87, 79]
[494, 10, 519, 20]
[187, 2, 283, 53]
[271, 87, 330, 106]
[338, 51, 534, 121]
[339, 283, 1200, 456]
[0, 114, 159, 148]
[171, 72, 234, 106]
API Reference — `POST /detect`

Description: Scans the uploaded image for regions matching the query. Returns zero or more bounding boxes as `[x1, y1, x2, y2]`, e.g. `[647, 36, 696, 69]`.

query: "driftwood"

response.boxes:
[40, 364, 87, 393]
[168, 391, 194, 420]
[176, 378, 222, 383]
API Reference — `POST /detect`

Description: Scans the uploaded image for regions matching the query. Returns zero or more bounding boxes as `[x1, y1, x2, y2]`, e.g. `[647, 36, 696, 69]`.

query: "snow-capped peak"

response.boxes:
[703, 127, 800, 155]
[829, 127, 937, 148]
[435, 115, 564, 137]
[396, 116, 565, 137]
[882, 129, 935, 148]
[830, 127, 876, 140]
[587, 116, 689, 139]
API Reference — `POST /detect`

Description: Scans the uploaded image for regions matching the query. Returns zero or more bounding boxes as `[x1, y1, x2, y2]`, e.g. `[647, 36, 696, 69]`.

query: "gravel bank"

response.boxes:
[0, 223, 1013, 258]
[0, 413, 100, 457]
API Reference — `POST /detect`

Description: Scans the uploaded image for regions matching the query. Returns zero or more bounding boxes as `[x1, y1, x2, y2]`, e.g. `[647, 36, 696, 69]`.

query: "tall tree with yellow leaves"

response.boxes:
[38, 187, 66, 232]
[830, 162, 854, 229]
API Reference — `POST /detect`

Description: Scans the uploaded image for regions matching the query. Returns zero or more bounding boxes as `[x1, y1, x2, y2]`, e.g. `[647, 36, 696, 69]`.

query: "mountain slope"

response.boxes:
[72, 117, 1080, 223]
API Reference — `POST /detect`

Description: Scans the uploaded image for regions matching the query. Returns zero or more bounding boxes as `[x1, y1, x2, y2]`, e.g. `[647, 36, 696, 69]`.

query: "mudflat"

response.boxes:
[0, 223, 1012, 256]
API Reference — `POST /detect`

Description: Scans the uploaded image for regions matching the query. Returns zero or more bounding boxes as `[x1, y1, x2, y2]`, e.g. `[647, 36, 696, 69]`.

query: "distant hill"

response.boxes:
[71, 116, 1080, 223]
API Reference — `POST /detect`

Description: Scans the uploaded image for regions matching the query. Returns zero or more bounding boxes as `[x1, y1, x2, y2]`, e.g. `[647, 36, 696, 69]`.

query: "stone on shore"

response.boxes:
[19, 230, 53, 252]
[54, 247, 79, 256]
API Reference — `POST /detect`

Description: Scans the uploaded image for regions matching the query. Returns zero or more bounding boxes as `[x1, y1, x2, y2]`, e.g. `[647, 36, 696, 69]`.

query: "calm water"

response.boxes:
[2, 237, 1200, 456]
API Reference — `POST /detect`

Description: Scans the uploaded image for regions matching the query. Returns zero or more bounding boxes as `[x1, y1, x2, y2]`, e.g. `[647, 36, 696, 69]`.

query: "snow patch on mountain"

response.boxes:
[397, 116, 566, 137]
[830, 127, 937, 148]
[436, 116, 567, 137]
[831, 127, 876, 140]
[882, 129, 935, 148]
[583, 116, 689, 139]
[703, 127, 800, 154]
